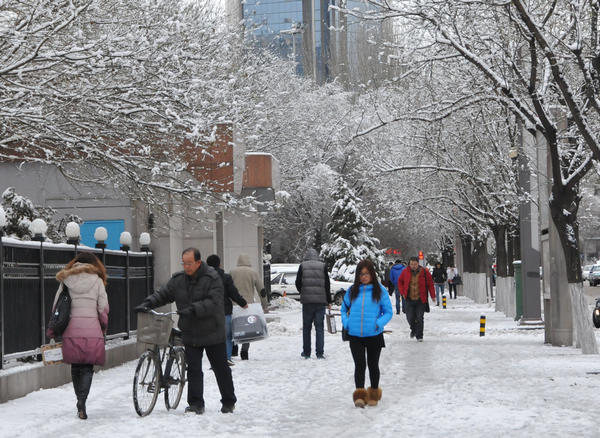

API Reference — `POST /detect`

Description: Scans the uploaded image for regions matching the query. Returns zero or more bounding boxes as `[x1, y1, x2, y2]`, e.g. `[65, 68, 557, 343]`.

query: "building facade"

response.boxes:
[229, 0, 392, 84]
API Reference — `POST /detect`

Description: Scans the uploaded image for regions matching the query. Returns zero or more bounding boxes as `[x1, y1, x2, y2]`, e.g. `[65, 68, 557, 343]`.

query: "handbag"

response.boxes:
[341, 295, 352, 342]
[453, 274, 462, 285]
[326, 309, 337, 334]
[41, 342, 63, 365]
[342, 327, 350, 341]
[48, 284, 71, 337]
[231, 303, 268, 343]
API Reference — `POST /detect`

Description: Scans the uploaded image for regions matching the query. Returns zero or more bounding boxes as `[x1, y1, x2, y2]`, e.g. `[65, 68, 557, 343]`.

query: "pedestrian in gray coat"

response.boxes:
[295, 248, 331, 359]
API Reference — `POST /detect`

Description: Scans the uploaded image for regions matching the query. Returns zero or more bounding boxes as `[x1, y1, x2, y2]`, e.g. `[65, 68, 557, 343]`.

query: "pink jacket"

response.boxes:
[46, 263, 109, 365]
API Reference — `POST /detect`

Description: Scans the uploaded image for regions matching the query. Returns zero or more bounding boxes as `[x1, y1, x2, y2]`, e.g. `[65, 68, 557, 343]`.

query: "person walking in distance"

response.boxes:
[341, 259, 393, 408]
[135, 248, 236, 414]
[397, 256, 435, 341]
[206, 254, 248, 366]
[47, 252, 109, 420]
[295, 248, 332, 359]
[432, 262, 447, 306]
[388, 259, 406, 315]
[230, 253, 265, 360]
[447, 265, 459, 299]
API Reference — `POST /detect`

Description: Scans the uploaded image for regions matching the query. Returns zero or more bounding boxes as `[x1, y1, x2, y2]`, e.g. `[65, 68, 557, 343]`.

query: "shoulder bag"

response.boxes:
[48, 284, 71, 337]
[341, 294, 352, 341]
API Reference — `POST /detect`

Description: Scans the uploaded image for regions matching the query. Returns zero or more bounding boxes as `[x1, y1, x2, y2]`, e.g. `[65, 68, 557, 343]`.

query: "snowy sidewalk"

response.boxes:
[2, 297, 600, 438]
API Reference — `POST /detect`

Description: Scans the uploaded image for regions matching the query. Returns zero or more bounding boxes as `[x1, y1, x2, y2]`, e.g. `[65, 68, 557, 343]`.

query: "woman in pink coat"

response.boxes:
[47, 252, 109, 420]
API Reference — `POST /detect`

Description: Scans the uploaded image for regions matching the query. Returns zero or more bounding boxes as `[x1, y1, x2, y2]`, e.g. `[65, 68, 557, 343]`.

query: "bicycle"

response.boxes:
[133, 309, 186, 417]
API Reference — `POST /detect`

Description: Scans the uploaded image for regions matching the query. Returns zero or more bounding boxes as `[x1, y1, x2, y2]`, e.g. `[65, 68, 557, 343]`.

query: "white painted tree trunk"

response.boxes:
[569, 283, 598, 354]
[495, 276, 513, 315]
[462, 273, 488, 303]
[463, 272, 474, 300]
[474, 273, 488, 304]
[506, 277, 516, 319]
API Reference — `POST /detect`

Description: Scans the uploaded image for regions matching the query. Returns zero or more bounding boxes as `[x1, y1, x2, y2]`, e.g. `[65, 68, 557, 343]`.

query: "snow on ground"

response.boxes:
[2, 296, 600, 438]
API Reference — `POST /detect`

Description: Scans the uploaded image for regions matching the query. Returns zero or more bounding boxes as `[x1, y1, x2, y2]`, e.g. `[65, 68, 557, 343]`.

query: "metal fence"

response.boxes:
[0, 238, 153, 369]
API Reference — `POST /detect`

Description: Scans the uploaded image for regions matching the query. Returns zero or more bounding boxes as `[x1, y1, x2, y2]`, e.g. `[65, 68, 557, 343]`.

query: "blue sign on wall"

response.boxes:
[80, 220, 125, 250]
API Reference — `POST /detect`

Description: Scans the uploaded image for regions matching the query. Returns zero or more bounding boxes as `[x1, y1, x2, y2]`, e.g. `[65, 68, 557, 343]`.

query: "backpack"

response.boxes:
[48, 284, 71, 337]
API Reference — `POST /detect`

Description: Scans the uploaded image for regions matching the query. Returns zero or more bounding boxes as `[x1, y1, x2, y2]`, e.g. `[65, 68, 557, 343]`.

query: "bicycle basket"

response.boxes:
[136, 312, 174, 347]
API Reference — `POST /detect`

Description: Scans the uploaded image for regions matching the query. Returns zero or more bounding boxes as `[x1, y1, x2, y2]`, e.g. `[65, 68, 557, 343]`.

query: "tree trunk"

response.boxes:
[507, 228, 515, 277]
[550, 183, 598, 353]
[493, 224, 514, 314]
[493, 224, 508, 277]
[471, 238, 489, 303]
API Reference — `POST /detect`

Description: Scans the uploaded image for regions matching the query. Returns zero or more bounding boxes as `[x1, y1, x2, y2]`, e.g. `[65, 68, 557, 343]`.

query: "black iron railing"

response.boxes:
[0, 238, 153, 368]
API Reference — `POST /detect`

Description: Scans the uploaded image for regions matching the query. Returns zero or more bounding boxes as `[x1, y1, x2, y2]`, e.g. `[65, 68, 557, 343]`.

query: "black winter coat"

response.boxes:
[215, 267, 247, 315]
[432, 267, 447, 284]
[143, 262, 225, 347]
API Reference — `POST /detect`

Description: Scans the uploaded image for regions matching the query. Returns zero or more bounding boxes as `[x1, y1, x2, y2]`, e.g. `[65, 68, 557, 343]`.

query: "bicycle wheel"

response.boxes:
[133, 350, 161, 416]
[164, 347, 186, 410]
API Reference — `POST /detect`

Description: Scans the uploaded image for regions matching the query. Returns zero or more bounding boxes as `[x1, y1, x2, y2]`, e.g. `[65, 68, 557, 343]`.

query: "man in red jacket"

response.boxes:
[397, 256, 435, 342]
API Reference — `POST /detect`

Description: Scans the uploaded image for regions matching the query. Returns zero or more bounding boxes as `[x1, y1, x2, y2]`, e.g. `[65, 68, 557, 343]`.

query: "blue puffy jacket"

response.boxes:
[341, 283, 393, 338]
[389, 263, 406, 291]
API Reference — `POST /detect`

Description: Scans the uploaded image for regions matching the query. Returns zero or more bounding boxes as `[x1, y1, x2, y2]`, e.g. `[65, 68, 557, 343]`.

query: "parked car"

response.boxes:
[582, 264, 595, 281]
[269, 263, 352, 304]
[589, 265, 600, 286]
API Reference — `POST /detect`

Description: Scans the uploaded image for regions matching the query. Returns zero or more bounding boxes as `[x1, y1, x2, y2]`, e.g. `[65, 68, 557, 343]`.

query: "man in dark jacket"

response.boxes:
[135, 248, 236, 414]
[206, 254, 248, 365]
[295, 248, 331, 359]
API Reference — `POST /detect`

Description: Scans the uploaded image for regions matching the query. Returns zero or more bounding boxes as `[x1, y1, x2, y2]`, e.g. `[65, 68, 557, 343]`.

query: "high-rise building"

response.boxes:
[227, 0, 393, 84]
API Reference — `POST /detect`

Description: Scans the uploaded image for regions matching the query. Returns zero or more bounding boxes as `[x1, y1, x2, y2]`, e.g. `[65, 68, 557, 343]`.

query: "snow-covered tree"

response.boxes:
[321, 178, 384, 279]
[331, 0, 600, 353]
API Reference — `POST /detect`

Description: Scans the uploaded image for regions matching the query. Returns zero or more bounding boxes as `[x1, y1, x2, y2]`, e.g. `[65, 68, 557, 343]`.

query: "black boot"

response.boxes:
[74, 365, 93, 419]
[231, 345, 238, 357]
[240, 350, 248, 360]
[72, 366, 81, 417]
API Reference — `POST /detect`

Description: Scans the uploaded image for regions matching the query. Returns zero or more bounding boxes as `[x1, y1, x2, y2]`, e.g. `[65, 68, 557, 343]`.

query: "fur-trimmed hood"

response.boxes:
[56, 263, 104, 294]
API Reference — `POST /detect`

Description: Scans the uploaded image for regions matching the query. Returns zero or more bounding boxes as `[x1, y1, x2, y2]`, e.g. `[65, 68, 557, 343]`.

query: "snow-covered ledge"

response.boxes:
[0, 339, 145, 404]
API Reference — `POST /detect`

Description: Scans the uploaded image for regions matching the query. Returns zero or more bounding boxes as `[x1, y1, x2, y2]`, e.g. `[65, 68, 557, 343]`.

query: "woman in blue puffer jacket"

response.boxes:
[341, 259, 393, 408]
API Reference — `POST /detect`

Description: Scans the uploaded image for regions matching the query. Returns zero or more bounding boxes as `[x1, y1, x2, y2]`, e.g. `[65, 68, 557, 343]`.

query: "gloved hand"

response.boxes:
[177, 306, 195, 317]
[134, 304, 150, 313]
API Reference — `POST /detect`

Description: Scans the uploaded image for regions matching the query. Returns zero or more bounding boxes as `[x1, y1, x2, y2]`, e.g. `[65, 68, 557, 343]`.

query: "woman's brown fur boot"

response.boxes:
[353, 388, 368, 408]
[367, 387, 382, 406]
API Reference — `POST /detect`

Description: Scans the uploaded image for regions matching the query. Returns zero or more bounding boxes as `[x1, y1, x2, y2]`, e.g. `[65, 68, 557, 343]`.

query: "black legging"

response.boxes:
[349, 337, 382, 389]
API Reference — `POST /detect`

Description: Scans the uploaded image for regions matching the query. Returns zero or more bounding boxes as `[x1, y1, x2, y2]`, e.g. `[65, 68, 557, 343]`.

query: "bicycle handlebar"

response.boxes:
[147, 309, 178, 317]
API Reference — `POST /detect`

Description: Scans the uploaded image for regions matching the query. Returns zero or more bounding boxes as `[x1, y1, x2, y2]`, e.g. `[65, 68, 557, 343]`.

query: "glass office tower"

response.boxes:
[231, 0, 390, 84]
[241, 0, 332, 81]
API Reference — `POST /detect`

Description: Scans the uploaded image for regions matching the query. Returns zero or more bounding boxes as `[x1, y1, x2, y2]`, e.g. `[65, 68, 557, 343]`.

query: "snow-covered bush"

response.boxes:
[1, 188, 82, 241]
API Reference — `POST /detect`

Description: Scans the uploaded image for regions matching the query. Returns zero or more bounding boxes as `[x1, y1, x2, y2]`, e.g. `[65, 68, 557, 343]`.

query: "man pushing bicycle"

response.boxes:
[135, 247, 236, 414]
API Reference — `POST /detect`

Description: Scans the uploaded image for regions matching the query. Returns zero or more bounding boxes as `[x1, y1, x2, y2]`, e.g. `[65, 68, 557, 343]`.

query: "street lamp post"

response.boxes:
[30, 218, 47, 242]
[65, 221, 80, 255]
[0, 206, 5, 369]
[30, 218, 47, 351]
[280, 22, 302, 71]
[120, 232, 132, 338]
[94, 227, 108, 265]
[139, 232, 151, 297]
[513, 128, 543, 325]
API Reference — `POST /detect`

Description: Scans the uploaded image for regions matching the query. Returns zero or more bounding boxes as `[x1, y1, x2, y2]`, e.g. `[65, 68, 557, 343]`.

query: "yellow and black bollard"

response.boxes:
[442, 296, 447, 309]
[480, 315, 486, 337]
